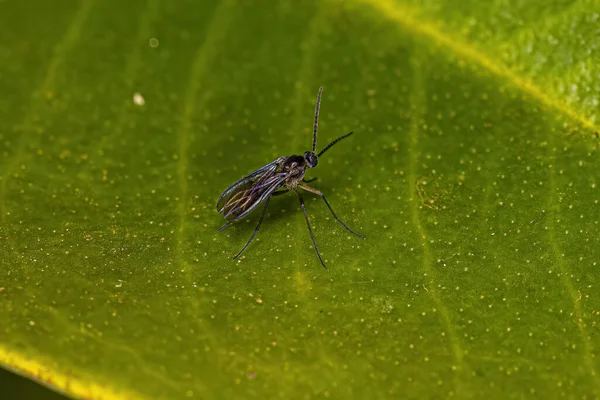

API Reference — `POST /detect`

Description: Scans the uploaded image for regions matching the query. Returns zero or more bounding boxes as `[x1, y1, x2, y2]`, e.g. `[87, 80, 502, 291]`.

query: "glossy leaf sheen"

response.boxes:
[1, 0, 599, 399]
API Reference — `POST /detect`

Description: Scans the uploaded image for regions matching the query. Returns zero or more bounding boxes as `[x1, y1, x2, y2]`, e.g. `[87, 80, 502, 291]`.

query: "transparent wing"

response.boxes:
[217, 157, 286, 221]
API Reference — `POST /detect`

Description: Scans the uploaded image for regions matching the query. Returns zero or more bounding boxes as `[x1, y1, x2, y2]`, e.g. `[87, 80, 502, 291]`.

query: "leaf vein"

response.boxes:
[354, 0, 599, 134]
[90, 0, 160, 160]
[408, 53, 466, 394]
[289, 4, 327, 269]
[175, 0, 237, 273]
[0, 0, 95, 222]
[547, 168, 600, 393]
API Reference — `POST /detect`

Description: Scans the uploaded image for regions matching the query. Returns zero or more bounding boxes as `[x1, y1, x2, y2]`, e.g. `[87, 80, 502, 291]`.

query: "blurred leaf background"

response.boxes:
[1, 0, 600, 399]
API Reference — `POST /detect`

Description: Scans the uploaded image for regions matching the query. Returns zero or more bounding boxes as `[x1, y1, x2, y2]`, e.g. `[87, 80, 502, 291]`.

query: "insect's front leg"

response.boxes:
[295, 189, 327, 270]
[302, 177, 318, 183]
[298, 184, 364, 239]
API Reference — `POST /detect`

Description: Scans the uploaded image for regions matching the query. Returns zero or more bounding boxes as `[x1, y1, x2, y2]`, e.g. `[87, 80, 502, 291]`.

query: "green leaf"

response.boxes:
[1, 0, 599, 398]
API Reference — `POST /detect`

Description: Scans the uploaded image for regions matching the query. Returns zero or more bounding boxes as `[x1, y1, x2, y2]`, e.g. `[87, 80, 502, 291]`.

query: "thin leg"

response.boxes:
[296, 189, 327, 270]
[299, 184, 364, 239]
[302, 177, 318, 183]
[218, 221, 232, 231]
[271, 189, 289, 196]
[233, 197, 271, 260]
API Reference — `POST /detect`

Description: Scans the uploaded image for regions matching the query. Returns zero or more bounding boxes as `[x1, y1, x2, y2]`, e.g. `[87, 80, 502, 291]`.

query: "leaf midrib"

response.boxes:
[351, 0, 599, 136]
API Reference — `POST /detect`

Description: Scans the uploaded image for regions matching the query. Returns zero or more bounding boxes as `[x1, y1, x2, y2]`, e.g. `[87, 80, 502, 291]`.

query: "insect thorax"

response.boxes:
[282, 155, 307, 187]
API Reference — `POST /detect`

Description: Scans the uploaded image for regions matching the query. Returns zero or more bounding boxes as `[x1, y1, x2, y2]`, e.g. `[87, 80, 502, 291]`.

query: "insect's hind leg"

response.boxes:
[218, 221, 232, 231]
[233, 197, 271, 260]
[295, 189, 327, 270]
[302, 177, 318, 183]
[271, 189, 289, 196]
[298, 184, 364, 239]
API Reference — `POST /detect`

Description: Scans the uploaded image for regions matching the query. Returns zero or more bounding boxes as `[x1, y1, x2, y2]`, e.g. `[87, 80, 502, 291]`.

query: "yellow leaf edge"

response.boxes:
[0, 344, 144, 400]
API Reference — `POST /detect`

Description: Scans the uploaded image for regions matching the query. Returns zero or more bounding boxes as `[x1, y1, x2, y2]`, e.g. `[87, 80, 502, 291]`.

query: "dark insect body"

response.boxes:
[216, 87, 363, 269]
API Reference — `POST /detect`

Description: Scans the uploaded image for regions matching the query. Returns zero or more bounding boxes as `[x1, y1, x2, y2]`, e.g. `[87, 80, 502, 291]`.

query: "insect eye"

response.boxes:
[304, 151, 318, 168]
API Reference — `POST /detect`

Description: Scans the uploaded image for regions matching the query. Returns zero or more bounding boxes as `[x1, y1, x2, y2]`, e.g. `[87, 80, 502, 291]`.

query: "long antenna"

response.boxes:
[312, 87, 323, 154]
[317, 132, 353, 158]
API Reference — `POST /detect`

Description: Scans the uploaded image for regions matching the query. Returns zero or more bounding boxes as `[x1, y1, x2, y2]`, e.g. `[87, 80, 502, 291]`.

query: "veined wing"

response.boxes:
[217, 157, 286, 221]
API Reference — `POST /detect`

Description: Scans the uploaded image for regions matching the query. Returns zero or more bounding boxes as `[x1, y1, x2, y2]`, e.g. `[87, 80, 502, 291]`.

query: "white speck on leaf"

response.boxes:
[133, 92, 145, 106]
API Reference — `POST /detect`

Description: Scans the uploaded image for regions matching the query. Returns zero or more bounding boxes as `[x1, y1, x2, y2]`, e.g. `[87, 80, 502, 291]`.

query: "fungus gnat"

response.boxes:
[216, 87, 363, 269]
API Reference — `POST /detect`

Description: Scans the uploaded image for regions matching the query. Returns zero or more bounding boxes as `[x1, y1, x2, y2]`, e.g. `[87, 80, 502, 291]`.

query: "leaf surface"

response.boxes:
[1, 0, 599, 399]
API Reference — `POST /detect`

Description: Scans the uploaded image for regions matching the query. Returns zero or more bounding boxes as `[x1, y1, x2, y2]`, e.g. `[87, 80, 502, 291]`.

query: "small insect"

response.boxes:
[216, 87, 364, 269]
